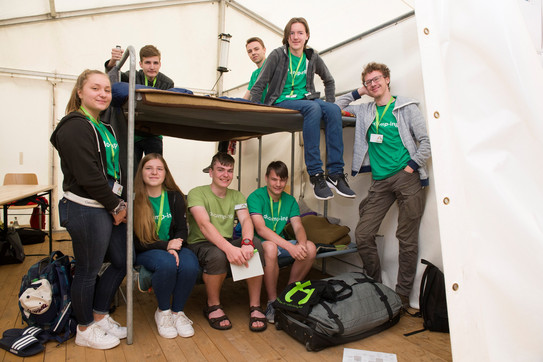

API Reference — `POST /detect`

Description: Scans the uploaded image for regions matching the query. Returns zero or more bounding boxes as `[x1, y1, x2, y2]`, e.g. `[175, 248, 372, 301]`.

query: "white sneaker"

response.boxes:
[75, 323, 120, 350]
[154, 309, 178, 339]
[173, 312, 194, 338]
[95, 314, 127, 339]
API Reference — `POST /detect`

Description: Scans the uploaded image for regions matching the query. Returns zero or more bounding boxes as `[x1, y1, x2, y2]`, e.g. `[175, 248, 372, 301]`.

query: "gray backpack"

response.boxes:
[274, 272, 402, 351]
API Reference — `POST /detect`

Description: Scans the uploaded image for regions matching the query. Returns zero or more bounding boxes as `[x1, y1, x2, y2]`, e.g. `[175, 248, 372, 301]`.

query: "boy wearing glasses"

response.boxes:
[335, 62, 431, 309]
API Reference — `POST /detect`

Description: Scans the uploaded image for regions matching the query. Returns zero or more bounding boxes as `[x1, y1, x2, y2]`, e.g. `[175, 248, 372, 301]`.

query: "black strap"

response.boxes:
[325, 279, 353, 301]
[319, 301, 344, 336]
[404, 327, 427, 337]
[354, 276, 394, 321]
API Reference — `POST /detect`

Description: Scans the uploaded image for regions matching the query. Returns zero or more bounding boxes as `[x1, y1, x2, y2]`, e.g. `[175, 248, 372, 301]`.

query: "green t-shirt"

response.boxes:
[90, 121, 120, 180]
[186, 185, 247, 244]
[247, 64, 268, 103]
[275, 52, 307, 104]
[149, 191, 172, 241]
[247, 186, 300, 240]
[366, 99, 411, 180]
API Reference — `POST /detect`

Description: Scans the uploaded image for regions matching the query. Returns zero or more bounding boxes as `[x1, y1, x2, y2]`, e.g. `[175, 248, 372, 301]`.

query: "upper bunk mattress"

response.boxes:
[124, 89, 303, 141]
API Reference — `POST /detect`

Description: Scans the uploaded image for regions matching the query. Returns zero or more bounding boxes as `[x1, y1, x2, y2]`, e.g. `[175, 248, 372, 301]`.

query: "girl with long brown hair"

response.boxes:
[133, 153, 199, 339]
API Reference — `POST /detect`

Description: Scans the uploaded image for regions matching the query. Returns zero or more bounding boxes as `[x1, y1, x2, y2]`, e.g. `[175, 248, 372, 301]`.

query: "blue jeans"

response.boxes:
[277, 98, 344, 176]
[59, 198, 127, 326]
[136, 248, 199, 312]
[277, 240, 297, 257]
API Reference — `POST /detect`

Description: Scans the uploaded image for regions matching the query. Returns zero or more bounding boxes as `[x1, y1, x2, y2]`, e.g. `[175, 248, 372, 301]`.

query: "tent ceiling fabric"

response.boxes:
[0, 0, 414, 51]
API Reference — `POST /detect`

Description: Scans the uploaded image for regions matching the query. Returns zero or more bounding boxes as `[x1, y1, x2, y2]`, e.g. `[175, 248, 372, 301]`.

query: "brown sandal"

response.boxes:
[203, 304, 232, 330]
[249, 306, 267, 332]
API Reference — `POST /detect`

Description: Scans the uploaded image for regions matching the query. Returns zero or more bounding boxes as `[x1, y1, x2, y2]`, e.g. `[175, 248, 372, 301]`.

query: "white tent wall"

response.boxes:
[416, 0, 543, 360]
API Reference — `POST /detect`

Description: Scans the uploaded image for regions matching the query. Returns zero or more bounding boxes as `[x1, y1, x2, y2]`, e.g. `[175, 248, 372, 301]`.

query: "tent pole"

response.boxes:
[320, 11, 415, 56]
[217, 0, 226, 97]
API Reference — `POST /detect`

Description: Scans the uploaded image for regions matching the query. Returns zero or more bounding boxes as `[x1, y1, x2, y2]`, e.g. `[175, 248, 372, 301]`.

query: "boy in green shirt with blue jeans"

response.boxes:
[247, 161, 316, 323]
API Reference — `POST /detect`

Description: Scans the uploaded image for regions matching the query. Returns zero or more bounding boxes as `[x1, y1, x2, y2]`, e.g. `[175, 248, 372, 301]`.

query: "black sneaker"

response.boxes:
[265, 300, 275, 324]
[326, 173, 356, 198]
[310, 174, 333, 200]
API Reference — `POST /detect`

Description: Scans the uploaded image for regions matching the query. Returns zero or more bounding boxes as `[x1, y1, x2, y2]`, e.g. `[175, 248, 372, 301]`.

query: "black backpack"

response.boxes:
[18, 251, 77, 343]
[0, 228, 25, 264]
[405, 259, 449, 335]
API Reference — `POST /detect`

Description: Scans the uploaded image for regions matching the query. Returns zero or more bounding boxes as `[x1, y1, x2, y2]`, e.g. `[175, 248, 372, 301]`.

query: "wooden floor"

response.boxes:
[0, 233, 452, 362]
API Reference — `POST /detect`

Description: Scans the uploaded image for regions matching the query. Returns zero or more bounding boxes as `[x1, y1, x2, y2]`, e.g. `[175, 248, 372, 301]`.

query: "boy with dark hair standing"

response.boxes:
[105, 45, 174, 169]
[243, 37, 267, 102]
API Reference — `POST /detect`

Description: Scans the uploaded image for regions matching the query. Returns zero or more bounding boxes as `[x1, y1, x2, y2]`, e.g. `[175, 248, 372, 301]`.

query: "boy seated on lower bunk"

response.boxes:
[247, 160, 317, 324]
[186, 152, 267, 332]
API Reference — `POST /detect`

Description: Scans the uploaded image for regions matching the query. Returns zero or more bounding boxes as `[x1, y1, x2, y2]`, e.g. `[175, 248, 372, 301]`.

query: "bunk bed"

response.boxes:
[114, 46, 357, 344]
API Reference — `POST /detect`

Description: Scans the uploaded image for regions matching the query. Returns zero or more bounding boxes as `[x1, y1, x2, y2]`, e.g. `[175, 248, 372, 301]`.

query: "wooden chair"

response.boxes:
[3, 173, 39, 186]
[3, 173, 40, 226]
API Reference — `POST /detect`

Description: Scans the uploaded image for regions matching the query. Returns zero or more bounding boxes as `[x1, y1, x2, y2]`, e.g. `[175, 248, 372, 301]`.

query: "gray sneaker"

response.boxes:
[309, 174, 333, 200]
[326, 173, 356, 198]
[265, 300, 275, 324]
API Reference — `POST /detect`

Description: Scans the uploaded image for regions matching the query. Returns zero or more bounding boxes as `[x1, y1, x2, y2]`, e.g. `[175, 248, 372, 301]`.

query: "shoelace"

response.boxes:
[89, 324, 110, 340]
[104, 316, 121, 329]
[176, 313, 193, 325]
[159, 312, 175, 327]
[312, 174, 327, 187]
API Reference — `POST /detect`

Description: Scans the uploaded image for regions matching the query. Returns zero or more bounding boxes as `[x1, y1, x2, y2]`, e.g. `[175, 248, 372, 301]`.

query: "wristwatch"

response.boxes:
[241, 238, 254, 248]
[111, 200, 127, 215]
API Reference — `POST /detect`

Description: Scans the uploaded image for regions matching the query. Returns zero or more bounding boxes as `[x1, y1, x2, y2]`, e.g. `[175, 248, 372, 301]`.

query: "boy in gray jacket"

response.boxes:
[250, 17, 355, 201]
[335, 62, 431, 308]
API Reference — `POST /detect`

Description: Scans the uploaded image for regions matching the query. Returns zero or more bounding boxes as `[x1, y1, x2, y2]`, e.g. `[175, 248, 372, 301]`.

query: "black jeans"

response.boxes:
[59, 198, 127, 326]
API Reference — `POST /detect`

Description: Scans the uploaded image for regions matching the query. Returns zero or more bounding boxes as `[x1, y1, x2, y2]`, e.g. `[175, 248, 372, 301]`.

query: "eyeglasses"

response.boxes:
[363, 75, 384, 87]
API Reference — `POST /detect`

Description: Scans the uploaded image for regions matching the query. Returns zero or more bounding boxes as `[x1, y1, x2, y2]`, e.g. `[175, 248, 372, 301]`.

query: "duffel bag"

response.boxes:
[274, 272, 402, 351]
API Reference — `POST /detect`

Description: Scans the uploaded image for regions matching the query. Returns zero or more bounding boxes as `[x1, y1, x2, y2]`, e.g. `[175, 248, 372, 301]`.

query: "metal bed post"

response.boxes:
[323, 138, 328, 217]
[291, 133, 295, 194]
[257, 136, 262, 187]
[126, 47, 136, 346]
[237, 141, 242, 191]
[114, 45, 136, 345]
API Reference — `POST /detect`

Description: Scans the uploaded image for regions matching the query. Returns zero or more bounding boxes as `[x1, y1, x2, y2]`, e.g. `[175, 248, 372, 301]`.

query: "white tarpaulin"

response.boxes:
[1, 0, 542, 359]
[416, 0, 543, 360]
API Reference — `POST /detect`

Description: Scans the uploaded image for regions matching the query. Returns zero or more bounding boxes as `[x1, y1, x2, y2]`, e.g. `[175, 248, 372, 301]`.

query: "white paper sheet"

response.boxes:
[342, 348, 397, 362]
[230, 250, 264, 281]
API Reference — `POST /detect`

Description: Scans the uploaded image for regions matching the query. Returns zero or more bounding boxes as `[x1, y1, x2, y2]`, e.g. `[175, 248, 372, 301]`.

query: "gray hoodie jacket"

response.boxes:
[249, 45, 335, 105]
[335, 90, 431, 185]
